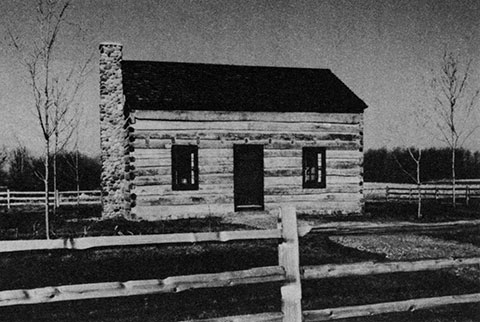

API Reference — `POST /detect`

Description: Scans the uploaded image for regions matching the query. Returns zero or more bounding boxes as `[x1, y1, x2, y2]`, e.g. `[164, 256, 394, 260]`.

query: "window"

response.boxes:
[172, 145, 198, 190]
[302, 147, 326, 188]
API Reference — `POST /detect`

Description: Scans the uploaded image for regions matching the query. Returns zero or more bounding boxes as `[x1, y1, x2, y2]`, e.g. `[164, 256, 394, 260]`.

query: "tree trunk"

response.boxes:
[76, 148, 80, 207]
[53, 144, 57, 215]
[452, 147, 456, 209]
[417, 159, 422, 219]
[44, 141, 50, 240]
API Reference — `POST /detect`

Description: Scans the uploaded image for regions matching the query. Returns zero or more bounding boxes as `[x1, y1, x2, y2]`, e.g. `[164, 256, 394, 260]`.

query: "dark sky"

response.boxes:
[1, 0, 479, 154]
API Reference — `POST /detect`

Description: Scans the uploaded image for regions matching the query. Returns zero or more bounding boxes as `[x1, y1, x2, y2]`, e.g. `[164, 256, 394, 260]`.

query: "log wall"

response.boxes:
[129, 110, 364, 220]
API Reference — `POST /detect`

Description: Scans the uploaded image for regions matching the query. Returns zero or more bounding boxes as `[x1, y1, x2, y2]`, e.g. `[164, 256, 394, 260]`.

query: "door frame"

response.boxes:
[233, 144, 264, 212]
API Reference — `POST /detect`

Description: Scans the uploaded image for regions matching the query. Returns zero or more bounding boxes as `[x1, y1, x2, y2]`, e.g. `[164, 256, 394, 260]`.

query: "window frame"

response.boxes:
[171, 144, 199, 191]
[302, 147, 326, 189]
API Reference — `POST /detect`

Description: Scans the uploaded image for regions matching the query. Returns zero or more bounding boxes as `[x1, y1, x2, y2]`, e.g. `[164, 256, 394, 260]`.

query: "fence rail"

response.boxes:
[3, 184, 480, 209]
[0, 190, 102, 208]
[364, 182, 480, 203]
[0, 229, 282, 253]
[303, 293, 480, 321]
[309, 219, 480, 235]
[302, 257, 480, 279]
[1, 207, 480, 321]
[0, 266, 285, 307]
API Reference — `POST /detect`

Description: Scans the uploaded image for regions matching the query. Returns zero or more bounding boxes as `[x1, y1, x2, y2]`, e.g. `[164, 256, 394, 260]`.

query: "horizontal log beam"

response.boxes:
[264, 176, 362, 187]
[309, 219, 480, 236]
[133, 120, 360, 135]
[178, 312, 283, 322]
[303, 292, 480, 321]
[133, 183, 361, 197]
[136, 193, 361, 207]
[0, 266, 285, 307]
[133, 183, 235, 196]
[134, 173, 233, 186]
[136, 194, 233, 206]
[0, 229, 282, 253]
[302, 257, 480, 279]
[132, 139, 360, 151]
[133, 156, 360, 170]
[133, 166, 360, 178]
[133, 174, 362, 186]
[133, 110, 362, 124]
[133, 130, 360, 142]
[265, 193, 362, 204]
[132, 148, 362, 160]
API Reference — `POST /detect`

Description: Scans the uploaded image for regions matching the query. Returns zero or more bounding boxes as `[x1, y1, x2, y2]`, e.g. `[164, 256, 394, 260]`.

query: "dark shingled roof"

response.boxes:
[122, 61, 367, 113]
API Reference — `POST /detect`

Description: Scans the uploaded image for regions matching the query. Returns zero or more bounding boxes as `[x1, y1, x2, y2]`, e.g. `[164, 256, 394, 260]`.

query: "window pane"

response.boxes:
[172, 145, 198, 190]
[308, 166, 316, 182]
[303, 147, 326, 189]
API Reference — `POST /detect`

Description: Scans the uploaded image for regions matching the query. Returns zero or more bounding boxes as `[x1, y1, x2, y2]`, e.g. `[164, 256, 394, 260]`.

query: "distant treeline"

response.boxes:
[0, 147, 101, 191]
[364, 147, 480, 183]
[2, 146, 479, 190]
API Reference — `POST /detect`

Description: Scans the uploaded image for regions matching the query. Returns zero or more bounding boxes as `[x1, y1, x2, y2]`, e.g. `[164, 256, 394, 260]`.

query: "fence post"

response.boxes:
[385, 186, 389, 202]
[55, 190, 59, 208]
[466, 185, 470, 206]
[6, 189, 10, 209]
[435, 186, 439, 200]
[278, 206, 302, 322]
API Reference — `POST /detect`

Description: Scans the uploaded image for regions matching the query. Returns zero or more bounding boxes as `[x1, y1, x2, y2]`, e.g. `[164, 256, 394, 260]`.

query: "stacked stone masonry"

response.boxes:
[99, 43, 132, 219]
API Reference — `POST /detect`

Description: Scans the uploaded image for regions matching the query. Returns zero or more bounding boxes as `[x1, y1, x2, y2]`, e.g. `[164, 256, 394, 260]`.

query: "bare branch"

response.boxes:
[391, 151, 418, 184]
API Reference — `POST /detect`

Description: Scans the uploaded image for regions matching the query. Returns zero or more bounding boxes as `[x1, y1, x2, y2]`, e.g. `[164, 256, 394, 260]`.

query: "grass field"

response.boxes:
[0, 202, 479, 321]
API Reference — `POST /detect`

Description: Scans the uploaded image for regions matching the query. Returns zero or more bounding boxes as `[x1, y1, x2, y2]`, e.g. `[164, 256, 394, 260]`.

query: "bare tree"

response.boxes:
[392, 148, 422, 218]
[429, 50, 480, 208]
[5, 0, 93, 238]
[387, 108, 429, 219]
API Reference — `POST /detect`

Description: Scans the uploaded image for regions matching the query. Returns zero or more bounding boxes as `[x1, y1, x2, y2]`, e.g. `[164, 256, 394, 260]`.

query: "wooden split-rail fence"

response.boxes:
[364, 182, 480, 204]
[3, 183, 480, 211]
[0, 207, 480, 321]
[0, 190, 102, 209]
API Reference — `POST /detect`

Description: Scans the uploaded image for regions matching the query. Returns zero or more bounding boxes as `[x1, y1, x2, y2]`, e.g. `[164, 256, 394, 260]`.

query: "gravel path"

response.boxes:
[332, 234, 480, 260]
[331, 233, 480, 283]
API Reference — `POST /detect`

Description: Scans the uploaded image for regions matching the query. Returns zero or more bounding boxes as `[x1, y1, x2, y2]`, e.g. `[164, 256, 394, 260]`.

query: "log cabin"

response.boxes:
[99, 43, 368, 220]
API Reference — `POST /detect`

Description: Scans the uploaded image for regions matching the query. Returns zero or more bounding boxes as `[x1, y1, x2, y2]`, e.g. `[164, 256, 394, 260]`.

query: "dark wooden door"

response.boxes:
[234, 144, 264, 211]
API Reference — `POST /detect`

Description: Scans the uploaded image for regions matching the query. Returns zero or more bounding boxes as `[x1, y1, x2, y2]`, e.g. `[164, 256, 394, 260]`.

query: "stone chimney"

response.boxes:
[99, 42, 132, 219]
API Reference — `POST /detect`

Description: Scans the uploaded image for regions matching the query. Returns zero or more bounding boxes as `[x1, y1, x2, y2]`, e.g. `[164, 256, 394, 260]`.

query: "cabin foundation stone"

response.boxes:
[99, 42, 131, 219]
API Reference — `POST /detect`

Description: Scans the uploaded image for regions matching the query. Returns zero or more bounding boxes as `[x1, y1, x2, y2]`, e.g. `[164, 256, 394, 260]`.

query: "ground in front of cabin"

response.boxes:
[0, 202, 479, 321]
